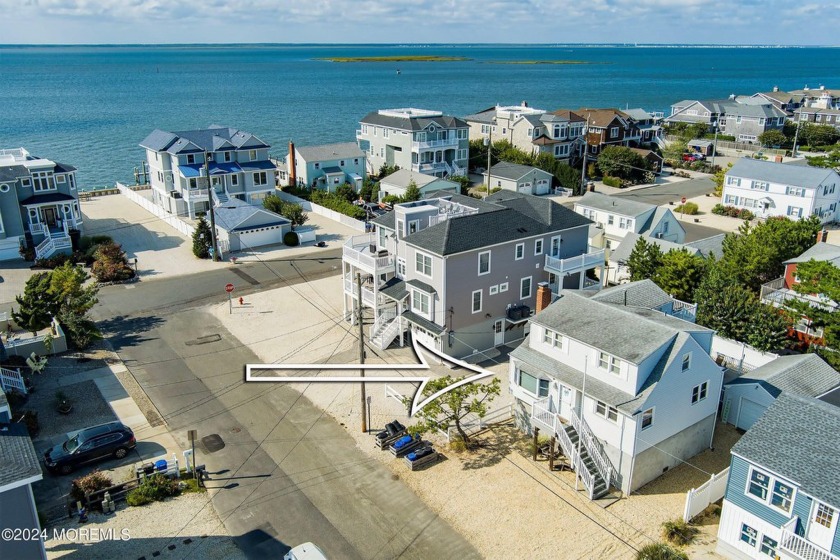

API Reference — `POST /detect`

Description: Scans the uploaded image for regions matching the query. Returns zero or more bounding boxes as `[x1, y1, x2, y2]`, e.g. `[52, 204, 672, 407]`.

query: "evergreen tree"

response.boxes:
[653, 249, 707, 302]
[403, 180, 421, 202]
[627, 237, 663, 281]
[13, 272, 58, 334]
[192, 216, 212, 259]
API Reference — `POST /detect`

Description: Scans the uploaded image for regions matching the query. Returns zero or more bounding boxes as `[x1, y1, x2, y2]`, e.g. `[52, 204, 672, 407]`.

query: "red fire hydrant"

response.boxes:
[239, 297, 244, 306]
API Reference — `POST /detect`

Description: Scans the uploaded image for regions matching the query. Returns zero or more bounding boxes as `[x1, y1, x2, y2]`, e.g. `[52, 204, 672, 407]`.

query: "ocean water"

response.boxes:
[1, 44, 839, 190]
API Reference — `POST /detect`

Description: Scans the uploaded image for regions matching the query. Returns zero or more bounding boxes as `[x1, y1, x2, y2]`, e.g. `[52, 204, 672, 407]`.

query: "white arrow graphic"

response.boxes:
[245, 336, 496, 417]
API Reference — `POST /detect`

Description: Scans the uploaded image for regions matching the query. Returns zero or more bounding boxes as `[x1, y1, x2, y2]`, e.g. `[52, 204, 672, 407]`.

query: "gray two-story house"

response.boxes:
[0, 147, 82, 261]
[341, 191, 604, 359]
[356, 108, 470, 178]
[140, 126, 276, 219]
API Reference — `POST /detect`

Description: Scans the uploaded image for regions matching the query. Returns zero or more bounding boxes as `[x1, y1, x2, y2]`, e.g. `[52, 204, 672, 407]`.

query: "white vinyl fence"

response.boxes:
[276, 191, 366, 232]
[116, 183, 196, 238]
[683, 467, 730, 522]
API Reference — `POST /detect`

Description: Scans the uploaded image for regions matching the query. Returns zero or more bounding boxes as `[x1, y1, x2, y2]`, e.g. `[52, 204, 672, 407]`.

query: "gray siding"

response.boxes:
[724, 455, 806, 531]
[0, 485, 45, 560]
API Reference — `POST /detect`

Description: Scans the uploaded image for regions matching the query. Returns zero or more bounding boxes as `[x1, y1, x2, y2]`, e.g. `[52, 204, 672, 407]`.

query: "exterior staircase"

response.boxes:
[370, 309, 404, 350]
[212, 189, 229, 205]
[561, 424, 609, 499]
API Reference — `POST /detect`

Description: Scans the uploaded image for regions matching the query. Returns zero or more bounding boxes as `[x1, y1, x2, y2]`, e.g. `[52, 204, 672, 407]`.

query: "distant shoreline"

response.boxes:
[315, 55, 470, 62]
[2, 43, 837, 49]
[484, 60, 602, 65]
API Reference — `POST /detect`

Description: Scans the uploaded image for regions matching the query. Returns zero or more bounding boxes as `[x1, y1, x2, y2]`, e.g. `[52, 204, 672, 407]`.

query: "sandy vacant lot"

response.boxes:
[212, 277, 735, 559]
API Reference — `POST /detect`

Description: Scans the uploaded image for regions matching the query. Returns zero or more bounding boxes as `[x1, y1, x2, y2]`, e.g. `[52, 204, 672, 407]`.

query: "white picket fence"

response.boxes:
[683, 467, 730, 522]
[276, 191, 366, 232]
[116, 183, 196, 238]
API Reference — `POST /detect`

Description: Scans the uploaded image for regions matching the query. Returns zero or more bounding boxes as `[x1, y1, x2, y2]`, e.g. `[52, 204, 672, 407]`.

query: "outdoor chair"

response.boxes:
[27, 352, 48, 374]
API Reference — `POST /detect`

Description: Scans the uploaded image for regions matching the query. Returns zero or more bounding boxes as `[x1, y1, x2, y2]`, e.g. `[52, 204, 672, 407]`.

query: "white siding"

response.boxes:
[718, 499, 782, 560]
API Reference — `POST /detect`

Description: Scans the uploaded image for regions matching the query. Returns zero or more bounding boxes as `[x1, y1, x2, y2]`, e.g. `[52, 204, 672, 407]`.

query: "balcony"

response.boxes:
[412, 137, 459, 150]
[185, 188, 209, 200]
[356, 129, 364, 138]
[343, 234, 395, 275]
[544, 247, 606, 276]
[416, 161, 453, 175]
[761, 277, 838, 313]
[657, 298, 697, 323]
[780, 524, 840, 560]
[344, 276, 377, 307]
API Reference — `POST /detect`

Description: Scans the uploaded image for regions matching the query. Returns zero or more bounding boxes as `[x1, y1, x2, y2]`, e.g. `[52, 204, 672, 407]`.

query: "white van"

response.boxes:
[284, 542, 327, 560]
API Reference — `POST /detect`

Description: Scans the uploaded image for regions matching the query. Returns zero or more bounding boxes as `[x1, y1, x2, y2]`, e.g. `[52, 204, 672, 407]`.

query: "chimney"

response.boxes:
[288, 140, 296, 187]
[536, 282, 552, 313]
[773, 86, 779, 92]
[522, 100, 528, 108]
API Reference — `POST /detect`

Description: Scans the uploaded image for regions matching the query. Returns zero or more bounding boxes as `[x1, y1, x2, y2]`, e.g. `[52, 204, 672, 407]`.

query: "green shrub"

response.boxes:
[283, 231, 299, 246]
[712, 204, 754, 220]
[381, 194, 401, 205]
[603, 176, 623, 188]
[310, 190, 366, 220]
[77, 236, 93, 253]
[661, 519, 699, 546]
[91, 241, 135, 282]
[70, 470, 113, 502]
[674, 202, 699, 215]
[126, 474, 180, 507]
[636, 542, 689, 560]
[90, 235, 113, 246]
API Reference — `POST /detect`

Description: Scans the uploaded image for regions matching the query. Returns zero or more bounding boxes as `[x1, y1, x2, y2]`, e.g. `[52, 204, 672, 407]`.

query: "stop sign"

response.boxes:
[681, 197, 687, 204]
[225, 283, 235, 293]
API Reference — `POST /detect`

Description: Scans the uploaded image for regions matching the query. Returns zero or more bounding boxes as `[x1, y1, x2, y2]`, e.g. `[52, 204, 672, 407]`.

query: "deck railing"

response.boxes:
[544, 248, 605, 276]
[0, 367, 27, 395]
[343, 234, 395, 273]
[569, 407, 613, 487]
[780, 524, 840, 560]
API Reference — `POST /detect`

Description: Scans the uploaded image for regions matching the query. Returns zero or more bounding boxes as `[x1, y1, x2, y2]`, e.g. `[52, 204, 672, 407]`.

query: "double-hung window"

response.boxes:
[543, 329, 563, 349]
[691, 381, 708, 404]
[747, 467, 794, 513]
[598, 351, 620, 375]
[595, 400, 618, 422]
[415, 252, 432, 277]
[640, 408, 654, 430]
[478, 251, 491, 275]
[610, 126, 619, 139]
[249, 150, 257, 161]
[32, 171, 55, 192]
[412, 290, 430, 315]
[740, 524, 757, 547]
[471, 290, 482, 313]
[515, 243, 524, 260]
[681, 353, 691, 371]
[253, 172, 268, 186]
[520, 276, 532, 299]
[534, 239, 543, 255]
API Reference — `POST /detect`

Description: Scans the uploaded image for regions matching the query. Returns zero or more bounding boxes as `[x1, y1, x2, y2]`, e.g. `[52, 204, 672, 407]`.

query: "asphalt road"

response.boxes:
[611, 176, 717, 207]
[94, 261, 479, 560]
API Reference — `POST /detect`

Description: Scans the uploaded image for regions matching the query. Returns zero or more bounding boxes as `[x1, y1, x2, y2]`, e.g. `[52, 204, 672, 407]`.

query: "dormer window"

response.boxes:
[542, 329, 564, 349]
[187, 154, 196, 164]
[224, 152, 232, 162]
[598, 351, 621, 375]
[249, 150, 257, 161]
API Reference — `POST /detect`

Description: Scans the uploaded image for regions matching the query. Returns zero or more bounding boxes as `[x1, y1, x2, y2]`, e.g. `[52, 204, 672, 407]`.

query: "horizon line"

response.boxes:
[1, 42, 838, 48]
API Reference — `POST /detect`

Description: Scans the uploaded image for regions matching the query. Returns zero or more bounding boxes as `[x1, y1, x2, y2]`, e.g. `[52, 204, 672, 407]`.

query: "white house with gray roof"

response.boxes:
[212, 198, 291, 253]
[484, 162, 554, 196]
[511, 280, 721, 497]
[0, 404, 46, 560]
[721, 354, 840, 431]
[342, 191, 604, 359]
[607, 232, 725, 285]
[378, 169, 459, 201]
[289, 142, 366, 193]
[665, 98, 786, 142]
[574, 191, 685, 252]
[463, 103, 585, 163]
[140, 125, 276, 219]
[722, 159, 840, 223]
[717, 393, 840, 560]
[356, 108, 469, 178]
[0, 147, 82, 261]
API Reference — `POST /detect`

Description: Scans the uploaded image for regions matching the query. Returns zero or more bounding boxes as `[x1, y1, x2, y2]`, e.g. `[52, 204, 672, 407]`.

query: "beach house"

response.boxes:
[0, 147, 81, 261]
[484, 162, 554, 196]
[511, 280, 718, 498]
[342, 191, 602, 359]
[140, 126, 276, 219]
[287, 141, 366, 192]
[716, 393, 840, 560]
[356, 108, 470, 178]
[722, 159, 840, 223]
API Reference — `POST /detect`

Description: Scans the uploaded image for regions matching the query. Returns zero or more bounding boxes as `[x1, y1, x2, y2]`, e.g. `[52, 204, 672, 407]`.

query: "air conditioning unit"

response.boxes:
[655, 232, 663, 239]
[170, 191, 182, 199]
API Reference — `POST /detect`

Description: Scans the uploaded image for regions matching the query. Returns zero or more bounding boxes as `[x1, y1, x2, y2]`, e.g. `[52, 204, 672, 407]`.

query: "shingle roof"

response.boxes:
[610, 232, 696, 265]
[380, 278, 408, 301]
[0, 165, 27, 183]
[405, 192, 591, 256]
[728, 354, 840, 398]
[19, 192, 78, 206]
[623, 108, 656, 121]
[756, 90, 801, 104]
[728, 159, 839, 190]
[725, 103, 787, 119]
[783, 241, 840, 266]
[732, 393, 840, 509]
[401, 311, 445, 334]
[685, 234, 726, 258]
[575, 191, 655, 217]
[591, 279, 674, 311]
[359, 111, 467, 131]
[295, 142, 364, 163]
[532, 290, 710, 364]
[575, 108, 629, 128]
[381, 169, 445, 189]
[212, 198, 289, 232]
[638, 208, 684, 238]
[140, 126, 270, 154]
[0, 423, 42, 488]
[550, 109, 586, 122]
[488, 162, 547, 181]
[406, 278, 436, 293]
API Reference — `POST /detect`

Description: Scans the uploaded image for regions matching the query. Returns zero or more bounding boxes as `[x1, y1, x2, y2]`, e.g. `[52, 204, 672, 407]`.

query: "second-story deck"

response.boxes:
[760, 277, 838, 313]
[544, 247, 606, 277]
[779, 517, 840, 560]
[343, 234, 396, 275]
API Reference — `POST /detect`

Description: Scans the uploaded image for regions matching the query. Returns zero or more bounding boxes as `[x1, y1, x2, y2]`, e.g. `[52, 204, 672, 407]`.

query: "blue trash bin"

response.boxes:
[155, 459, 168, 472]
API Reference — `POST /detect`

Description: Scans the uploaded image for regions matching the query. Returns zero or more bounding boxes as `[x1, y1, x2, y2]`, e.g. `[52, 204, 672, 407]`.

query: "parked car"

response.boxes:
[44, 421, 136, 475]
[682, 153, 699, 162]
[284, 542, 327, 560]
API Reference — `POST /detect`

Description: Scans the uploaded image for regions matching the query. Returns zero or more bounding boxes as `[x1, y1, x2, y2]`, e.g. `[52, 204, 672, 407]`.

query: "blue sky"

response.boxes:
[2, 0, 838, 45]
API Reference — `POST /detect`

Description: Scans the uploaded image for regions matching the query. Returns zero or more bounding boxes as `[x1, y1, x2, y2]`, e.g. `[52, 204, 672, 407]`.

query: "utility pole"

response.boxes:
[791, 112, 803, 158]
[711, 125, 719, 167]
[580, 116, 590, 195]
[356, 272, 367, 433]
[205, 152, 221, 261]
[484, 126, 493, 200]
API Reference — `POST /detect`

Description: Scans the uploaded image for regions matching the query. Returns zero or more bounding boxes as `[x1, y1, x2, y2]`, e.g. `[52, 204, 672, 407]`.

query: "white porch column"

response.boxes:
[398, 301, 404, 347]
[599, 264, 605, 287]
[578, 270, 585, 289]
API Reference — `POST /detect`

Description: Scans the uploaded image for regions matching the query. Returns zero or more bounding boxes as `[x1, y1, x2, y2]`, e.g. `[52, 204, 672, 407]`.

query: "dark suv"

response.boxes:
[44, 421, 136, 475]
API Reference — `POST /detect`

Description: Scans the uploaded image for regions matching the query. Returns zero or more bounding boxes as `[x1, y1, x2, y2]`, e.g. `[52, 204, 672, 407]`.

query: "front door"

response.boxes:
[43, 207, 58, 227]
[550, 235, 562, 258]
[807, 501, 837, 552]
[559, 385, 574, 420]
[493, 319, 504, 346]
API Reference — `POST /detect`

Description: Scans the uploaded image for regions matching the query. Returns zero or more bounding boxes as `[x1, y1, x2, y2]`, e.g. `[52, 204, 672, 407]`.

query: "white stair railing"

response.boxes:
[569, 408, 613, 487]
[0, 367, 27, 395]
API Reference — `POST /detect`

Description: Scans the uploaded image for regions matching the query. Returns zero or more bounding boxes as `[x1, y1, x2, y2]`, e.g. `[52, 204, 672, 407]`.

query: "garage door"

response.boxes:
[518, 182, 532, 194]
[0, 237, 21, 262]
[236, 227, 284, 250]
[535, 180, 550, 195]
[736, 398, 767, 430]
